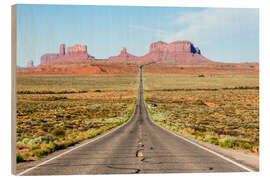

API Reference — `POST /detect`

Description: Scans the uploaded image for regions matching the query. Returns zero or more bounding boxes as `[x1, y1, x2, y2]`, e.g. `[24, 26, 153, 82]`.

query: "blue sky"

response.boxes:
[16, 5, 259, 67]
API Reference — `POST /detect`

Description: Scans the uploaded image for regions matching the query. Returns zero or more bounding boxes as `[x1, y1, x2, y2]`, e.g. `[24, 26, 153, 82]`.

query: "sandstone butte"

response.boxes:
[36, 40, 212, 66]
[40, 44, 95, 65]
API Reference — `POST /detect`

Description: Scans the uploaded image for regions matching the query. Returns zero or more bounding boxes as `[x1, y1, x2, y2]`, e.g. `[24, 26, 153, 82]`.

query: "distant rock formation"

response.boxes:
[108, 47, 137, 61]
[39, 40, 211, 66]
[27, 60, 34, 68]
[66, 44, 89, 58]
[40, 54, 59, 65]
[40, 44, 95, 65]
[138, 40, 211, 63]
[107, 40, 211, 63]
[59, 44, 65, 56]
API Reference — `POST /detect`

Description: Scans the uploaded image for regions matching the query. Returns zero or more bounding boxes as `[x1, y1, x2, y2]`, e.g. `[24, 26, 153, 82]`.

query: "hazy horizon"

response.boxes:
[16, 5, 259, 67]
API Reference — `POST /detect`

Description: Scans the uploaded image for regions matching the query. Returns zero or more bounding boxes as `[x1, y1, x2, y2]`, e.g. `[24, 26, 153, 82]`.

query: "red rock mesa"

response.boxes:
[137, 40, 210, 63]
[39, 40, 211, 66]
[40, 44, 95, 65]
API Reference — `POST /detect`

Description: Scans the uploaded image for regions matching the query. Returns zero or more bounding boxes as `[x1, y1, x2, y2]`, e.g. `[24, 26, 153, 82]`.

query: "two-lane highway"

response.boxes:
[19, 65, 250, 175]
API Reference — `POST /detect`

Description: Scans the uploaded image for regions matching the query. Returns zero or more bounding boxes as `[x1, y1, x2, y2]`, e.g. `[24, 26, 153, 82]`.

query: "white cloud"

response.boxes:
[162, 8, 259, 45]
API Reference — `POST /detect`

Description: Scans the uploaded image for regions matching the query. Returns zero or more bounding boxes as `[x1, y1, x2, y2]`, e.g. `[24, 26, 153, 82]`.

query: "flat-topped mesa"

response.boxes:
[149, 40, 199, 54]
[139, 40, 211, 63]
[66, 44, 88, 57]
[40, 44, 95, 65]
[108, 47, 137, 61]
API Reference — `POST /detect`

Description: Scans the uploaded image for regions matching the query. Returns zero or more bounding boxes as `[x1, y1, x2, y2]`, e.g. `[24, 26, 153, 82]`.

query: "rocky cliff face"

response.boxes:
[66, 44, 88, 57]
[40, 44, 95, 65]
[108, 47, 137, 61]
[138, 40, 210, 62]
[59, 44, 65, 56]
[149, 40, 197, 54]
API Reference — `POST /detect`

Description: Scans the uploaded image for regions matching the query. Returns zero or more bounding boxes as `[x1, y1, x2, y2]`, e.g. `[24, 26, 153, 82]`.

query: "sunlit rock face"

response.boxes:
[40, 44, 95, 65]
[138, 40, 211, 63]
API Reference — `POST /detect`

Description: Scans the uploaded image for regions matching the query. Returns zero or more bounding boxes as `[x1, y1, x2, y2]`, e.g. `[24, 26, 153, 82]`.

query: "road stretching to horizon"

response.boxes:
[20, 65, 249, 175]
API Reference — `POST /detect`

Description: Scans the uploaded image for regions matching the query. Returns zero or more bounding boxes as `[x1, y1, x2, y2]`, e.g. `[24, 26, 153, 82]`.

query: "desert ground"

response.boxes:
[16, 73, 139, 162]
[143, 62, 259, 154]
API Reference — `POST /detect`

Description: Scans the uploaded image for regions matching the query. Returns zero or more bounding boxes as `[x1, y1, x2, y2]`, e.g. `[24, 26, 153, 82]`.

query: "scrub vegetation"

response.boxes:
[16, 74, 138, 162]
[144, 73, 259, 154]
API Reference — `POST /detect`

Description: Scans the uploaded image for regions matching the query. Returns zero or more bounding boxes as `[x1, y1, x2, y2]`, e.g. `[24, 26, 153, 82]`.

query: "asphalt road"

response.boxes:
[21, 65, 249, 175]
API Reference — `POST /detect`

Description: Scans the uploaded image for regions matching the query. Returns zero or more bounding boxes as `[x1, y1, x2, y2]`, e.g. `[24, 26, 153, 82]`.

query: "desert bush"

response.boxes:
[221, 137, 236, 148]
[16, 154, 25, 163]
[34, 149, 49, 158]
[22, 138, 30, 144]
[51, 129, 65, 137]
[191, 131, 203, 139]
[242, 142, 252, 150]
[41, 136, 57, 143]
[205, 136, 219, 145]
[31, 145, 41, 150]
